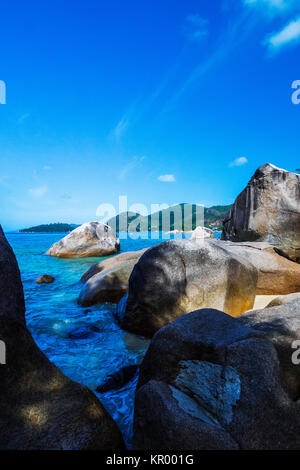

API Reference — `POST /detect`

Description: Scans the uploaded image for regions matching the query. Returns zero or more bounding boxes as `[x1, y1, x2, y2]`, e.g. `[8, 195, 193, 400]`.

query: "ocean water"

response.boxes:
[6, 231, 220, 448]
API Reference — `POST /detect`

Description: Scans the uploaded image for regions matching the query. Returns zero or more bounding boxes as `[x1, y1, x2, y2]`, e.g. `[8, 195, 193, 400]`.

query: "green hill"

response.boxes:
[20, 223, 79, 233]
[107, 203, 232, 232]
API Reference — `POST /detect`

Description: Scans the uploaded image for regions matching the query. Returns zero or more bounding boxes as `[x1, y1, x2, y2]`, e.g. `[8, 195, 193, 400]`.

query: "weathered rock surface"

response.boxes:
[79, 249, 147, 306]
[96, 365, 139, 393]
[220, 241, 300, 295]
[133, 308, 300, 450]
[35, 274, 55, 284]
[119, 239, 258, 337]
[190, 226, 214, 240]
[0, 226, 124, 450]
[221, 163, 300, 263]
[81, 249, 147, 283]
[239, 299, 300, 400]
[266, 292, 300, 308]
[46, 222, 120, 258]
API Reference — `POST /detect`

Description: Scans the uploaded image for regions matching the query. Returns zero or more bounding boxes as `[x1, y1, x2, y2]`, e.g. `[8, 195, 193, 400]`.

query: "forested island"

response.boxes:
[20, 223, 79, 233]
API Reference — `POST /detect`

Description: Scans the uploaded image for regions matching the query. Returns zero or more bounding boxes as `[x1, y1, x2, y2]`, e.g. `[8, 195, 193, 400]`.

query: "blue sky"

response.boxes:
[1, 0, 300, 230]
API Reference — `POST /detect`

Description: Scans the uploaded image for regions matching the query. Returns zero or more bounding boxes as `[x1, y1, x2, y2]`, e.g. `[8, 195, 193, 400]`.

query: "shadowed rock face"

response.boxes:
[221, 164, 300, 262]
[46, 222, 120, 258]
[118, 239, 258, 337]
[0, 226, 124, 450]
[78, 249, 147, 307]
[80, 249, 147, 283]
[133, 309, 300, 450]
[238, 299, 300, 401]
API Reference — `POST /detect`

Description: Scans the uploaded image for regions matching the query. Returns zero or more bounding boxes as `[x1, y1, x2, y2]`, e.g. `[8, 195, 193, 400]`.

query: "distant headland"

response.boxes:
[19, 204, 232, 233]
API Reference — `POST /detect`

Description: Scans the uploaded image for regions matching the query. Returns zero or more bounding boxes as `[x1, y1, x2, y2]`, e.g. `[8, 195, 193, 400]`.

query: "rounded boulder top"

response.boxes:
[46, 221, 120, 258]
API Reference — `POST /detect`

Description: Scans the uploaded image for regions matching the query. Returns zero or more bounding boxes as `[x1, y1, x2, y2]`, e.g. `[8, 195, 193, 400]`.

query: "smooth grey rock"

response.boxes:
[133, 308, 300, 450]
[120, 239, 258, 337]
[266, 292, 300, 308]
[46, 222, 120, 258]
[221, 163, 300, 263]
[239, 299, 300, 400]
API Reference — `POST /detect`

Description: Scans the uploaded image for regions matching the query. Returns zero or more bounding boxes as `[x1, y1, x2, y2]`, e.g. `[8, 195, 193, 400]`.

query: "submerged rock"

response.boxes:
[221, 163, 300, 263]
[0, 226, 124, 450]
[96, 365, 139, 393]
[119, 239, 258, 337]
[35, 274, 55, 284]
[46, 222, 120, 258]
[67, 325, 100, 340]
[133, 308, 300, 450]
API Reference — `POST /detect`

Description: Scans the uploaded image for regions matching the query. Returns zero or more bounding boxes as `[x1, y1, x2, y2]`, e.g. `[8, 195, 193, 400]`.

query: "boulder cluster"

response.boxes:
[1, 163, 299, 449]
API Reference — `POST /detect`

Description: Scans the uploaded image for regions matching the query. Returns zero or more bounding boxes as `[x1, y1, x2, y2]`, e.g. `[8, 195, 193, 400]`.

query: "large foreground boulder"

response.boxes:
[78, 249, 147, 307]
[239, 299, 300, 401]
[119, 239, 258, 337]
[133, 309, 300, 450]
[221, 163, 300, 263]
[0, 226, 124, 450]
[46, 222, 120, 258]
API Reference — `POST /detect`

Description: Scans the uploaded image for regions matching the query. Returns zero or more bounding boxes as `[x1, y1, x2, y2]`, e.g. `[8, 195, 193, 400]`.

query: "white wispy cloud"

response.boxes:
[158, 174, 176, 182]
[265, 16, 300, 51]
[111, 116, 129, 141]
[118, 156, 145, 181]
[28, 185, 47, 198]
[43, 165, 52, 171]
[229, 157, 248, 167]
[184, 14, 209, 42]
[243, 0, 288, 10]
[17, 113, 30, 124]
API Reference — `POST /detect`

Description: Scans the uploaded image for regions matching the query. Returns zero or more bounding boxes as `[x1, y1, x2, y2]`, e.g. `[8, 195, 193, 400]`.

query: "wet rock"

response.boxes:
[96, 365, 139, 393]
[35, 274, 55, 284]
[68, 325, 100, 340]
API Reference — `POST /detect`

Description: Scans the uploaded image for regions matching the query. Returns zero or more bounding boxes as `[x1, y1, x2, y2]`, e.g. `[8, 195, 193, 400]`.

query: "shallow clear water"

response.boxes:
[6, 231, 220, 448]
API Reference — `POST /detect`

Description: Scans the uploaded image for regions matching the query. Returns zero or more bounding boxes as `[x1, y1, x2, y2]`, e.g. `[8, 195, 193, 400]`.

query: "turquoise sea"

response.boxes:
[6, 231, 220, 448]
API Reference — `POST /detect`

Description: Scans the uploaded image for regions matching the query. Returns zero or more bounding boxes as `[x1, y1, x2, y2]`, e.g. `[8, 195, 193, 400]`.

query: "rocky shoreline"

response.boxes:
[1, 163, 300, 449]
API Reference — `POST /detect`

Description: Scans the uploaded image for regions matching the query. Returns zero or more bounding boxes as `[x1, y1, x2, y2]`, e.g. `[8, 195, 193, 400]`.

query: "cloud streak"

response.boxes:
[265, 16, 300, 51]
[28, 185, 47, 198]
[184, 14, 209, 42]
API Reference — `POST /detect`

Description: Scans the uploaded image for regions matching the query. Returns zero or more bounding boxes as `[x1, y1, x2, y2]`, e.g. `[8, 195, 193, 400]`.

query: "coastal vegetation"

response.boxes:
[20, 223, 78, 233]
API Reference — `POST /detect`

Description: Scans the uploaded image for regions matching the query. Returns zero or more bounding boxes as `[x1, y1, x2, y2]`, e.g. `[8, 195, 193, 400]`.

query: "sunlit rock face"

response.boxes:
[221, 164, 300, 262]
[119, 239, 258, 337]
[0, 226, 124, 450]
[46, 222, 120, 258]
[133, 309, 300, 450]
